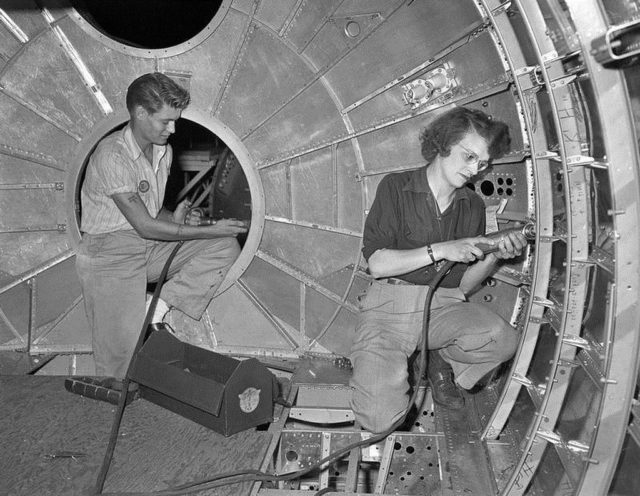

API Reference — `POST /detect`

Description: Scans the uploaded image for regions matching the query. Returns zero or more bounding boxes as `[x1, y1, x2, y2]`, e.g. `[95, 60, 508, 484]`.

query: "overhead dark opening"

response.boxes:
[72, 0, 223, 49]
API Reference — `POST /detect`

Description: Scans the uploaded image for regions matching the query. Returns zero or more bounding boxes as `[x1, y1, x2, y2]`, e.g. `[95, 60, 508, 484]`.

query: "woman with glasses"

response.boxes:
[349, 106, 528, 433]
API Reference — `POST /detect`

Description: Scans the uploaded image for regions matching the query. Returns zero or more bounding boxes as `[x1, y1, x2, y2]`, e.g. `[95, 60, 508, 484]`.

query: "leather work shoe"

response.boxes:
[144, 322, 176, 340]
[428, 350, 464, 410]
[148, 322, 176, 334]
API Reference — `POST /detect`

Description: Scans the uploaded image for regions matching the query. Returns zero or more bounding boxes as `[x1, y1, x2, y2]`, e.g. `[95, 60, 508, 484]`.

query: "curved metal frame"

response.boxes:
[563, 1, 640, 494]
[478, 0, 555, 446]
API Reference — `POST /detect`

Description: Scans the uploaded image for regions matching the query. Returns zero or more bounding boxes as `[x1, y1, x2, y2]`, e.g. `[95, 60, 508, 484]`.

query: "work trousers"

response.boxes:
[349, 279, 519, 433]
[76, 230, 241, 378]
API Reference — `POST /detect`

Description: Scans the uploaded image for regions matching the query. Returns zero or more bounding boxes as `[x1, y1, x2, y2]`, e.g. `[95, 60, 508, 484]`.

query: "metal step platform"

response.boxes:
[253, 357, 509, 495]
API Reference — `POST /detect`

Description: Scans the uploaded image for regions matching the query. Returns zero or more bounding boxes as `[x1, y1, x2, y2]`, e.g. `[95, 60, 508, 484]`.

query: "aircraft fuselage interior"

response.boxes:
[1, 1, 640, 495]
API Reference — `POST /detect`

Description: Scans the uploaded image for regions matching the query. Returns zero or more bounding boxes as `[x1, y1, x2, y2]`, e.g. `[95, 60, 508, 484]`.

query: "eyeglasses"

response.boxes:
[457, 144, 490, 172]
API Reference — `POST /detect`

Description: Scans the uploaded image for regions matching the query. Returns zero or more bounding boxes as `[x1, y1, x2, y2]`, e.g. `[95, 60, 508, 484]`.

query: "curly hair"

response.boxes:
[126, 72, 191, 115]
[419, 107, 511, 164]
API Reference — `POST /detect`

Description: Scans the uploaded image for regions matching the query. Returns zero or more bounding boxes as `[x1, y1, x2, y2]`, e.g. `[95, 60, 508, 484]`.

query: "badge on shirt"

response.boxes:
[138, 180, 150, 193]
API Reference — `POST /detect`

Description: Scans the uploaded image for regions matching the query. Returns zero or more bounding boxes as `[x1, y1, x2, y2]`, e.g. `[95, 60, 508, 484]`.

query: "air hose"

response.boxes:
[95, 259, 452, 496]
[95, 240, 184, 494]
[97, 222, 535, 496]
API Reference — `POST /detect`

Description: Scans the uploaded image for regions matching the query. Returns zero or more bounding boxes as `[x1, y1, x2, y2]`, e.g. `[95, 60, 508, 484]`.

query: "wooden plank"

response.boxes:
[0, 376, 272, 495]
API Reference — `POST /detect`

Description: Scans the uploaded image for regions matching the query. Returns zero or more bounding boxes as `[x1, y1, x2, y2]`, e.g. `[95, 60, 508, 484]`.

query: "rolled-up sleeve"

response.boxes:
[93, 146, 138, 197]
[362, 175, 399, 261]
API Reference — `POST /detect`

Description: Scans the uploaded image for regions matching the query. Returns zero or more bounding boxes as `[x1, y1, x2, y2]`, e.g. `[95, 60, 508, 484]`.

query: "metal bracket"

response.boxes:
[565, 155, 596, 167]
[536, 429, 562, 445]
[589, 245, 614, 275]
[535, 150, 560, 161]
[532, 295, 556, 308]
[512, 372, 534, 388]
[549, 74, 577, 89]
[591, 18, 640, 65]
[562, 334, 592, 350]
[288, 406, 355, 424]
[401, 63, 457, 109]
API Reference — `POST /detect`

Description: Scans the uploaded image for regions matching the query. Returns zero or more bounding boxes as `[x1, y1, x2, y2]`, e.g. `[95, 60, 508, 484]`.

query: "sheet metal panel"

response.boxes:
[230, 0, 255, 18]
[582, 266, 610, 361]
[263, 140, 363, 234]
[155, 13, 250, 116]
[0, 23, 23, 63]
[279, 0, 343, 53]
[311, 304, 360, 356]
[0, 188, 61, 231]
[300, 8, 385, 71]
[335, 141, 363, 232]
[216, 25, 317, 139]
[0, 0, 48, 39]
[303, 286, 349, 344]
[590, 167, 614, 255]
[0, 91, 73, 162]
[555, 366, 603, 483]
[306, 269, 368, 354]
[0, 154, 58, 185]
[351, 31, 510, 125]
[59, 13, 157, 105]
[352, 111, 427, 176]
[209, 284, 301, 353]
[0, 283, 29, 343]
[244, 77, 348, 164]
[1, 29, 103, 138]
[289, 148, 339, 226]
[238, 255, 302, 336]
[254, 0, 298, 33]
[0, 155, 63, 272]
[260, 221, 361, 281]
[303, 266, 359, 344]
[324, 0, 476, 109]
[533, 445, 572, 495]
[261, 162, 293, 218]
[0, 230, 70, 280]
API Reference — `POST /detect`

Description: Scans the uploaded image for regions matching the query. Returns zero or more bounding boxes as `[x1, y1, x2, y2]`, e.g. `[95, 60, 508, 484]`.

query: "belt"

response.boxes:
[381, 277, 415, 286]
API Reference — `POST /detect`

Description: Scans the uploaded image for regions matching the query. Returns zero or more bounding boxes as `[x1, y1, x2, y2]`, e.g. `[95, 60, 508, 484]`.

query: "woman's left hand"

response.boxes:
[493, 231, 528, 259]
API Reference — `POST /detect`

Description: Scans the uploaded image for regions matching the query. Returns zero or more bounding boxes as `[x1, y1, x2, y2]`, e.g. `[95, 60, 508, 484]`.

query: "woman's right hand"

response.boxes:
[433, 237, 496, 263]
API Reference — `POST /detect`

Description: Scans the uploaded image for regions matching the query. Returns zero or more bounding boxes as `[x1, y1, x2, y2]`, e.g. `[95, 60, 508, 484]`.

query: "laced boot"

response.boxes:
[428, 350, 464, 410]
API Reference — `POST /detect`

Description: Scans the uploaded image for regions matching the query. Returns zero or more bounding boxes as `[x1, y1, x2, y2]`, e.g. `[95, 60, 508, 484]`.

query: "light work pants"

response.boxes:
[349, 279, 520, 433]
[76, 230, 241, 378]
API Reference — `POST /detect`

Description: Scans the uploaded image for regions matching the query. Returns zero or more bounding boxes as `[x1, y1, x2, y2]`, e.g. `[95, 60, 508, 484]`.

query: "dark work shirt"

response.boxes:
[363, 166, 486, 287]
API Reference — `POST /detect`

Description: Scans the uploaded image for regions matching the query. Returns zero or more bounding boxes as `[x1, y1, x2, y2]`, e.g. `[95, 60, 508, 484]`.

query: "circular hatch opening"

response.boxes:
[72, 0, 223, 49]
[68, 106, 262, 293]
[74, 118, 252, 248]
